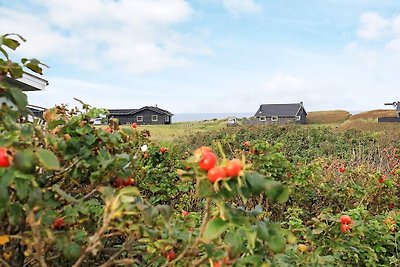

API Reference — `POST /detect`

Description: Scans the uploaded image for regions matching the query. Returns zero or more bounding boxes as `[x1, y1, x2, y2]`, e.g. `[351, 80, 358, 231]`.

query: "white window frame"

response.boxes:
[165, 115, 169, 122]
[259, 116, 266, 122]
[271, 116, 278, 122]
[296, 115, 301, 121]
[152, 115, 158, 122]
[137, 116, 143, 122]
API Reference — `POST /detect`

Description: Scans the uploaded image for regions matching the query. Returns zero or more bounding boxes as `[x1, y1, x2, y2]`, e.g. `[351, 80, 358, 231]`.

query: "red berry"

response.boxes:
[378, 177, 385, 183]
[166, 250, 175, 261]
[0, 147, 10, 168]
[339, 166, 346, 173]
[182, 210, 189, 217]
[341, 223, 351, 233]
[122, 177, 134, 186]
[105, 127, 113, 133]
[222, 256, 229, 264]
[213, 261, 221, 267]
[199, 152, 217, 171]
[53, 218, 65, 230]
[160, 147, 168, 154]
[207, 166, 226, 183]
[243, 141, 251, 147]
[340, 215, 352, 225]
[131, 122, 137, 129]
[225, 159, 242, 177]
[113, 177, 124, 188]
[389, 202, 395, 209]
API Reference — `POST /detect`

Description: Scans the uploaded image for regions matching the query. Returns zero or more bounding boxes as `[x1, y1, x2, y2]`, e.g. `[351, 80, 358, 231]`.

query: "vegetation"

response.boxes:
[307, 110, 351, 124]
[1, 34, 400, 267]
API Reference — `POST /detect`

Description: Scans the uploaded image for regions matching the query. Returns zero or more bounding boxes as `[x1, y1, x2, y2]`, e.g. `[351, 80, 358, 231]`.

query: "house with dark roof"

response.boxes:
[254, 102, 307, 125]
[378, 101, 400, 123]
[108, 106, 173, 125]
[1, 72, 48, 113]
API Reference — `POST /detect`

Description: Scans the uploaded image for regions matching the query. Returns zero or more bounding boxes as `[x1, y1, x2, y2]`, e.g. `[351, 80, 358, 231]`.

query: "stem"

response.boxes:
[163, 198, 212, 267]
[27, 211, 48, 267]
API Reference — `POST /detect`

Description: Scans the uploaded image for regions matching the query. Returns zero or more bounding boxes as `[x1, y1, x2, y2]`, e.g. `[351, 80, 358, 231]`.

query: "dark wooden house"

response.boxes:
[108, 106, 173, 125]
[27, 104, 46, 119]
[378, 101, 400, 123]
[254, 102, 307, 125]
[2, 72, 49, 91]
[1, 72, 48, 109]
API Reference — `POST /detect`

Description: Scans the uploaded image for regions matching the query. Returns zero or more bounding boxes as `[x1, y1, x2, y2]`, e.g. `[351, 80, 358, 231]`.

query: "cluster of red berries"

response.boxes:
[160, 147, 168, 154]
[340, 215, 352, 233]
[0, 147, 11, 168]
[197, 146, 243, 183]
[112, 177, 134, 188]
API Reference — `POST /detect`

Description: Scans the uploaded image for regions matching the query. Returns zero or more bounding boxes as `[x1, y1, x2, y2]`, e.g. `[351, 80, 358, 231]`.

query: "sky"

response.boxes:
[1, 0, 400, 114]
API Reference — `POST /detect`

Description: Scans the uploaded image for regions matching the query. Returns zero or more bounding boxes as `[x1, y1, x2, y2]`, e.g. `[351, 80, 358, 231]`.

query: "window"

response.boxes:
[165, 116, 169, 122]
[271, 116, 278, 122]
[259, 116, 266, 122]
[137, 116, 143, 122]
[296, 115, 301, 121]
[152, 115, 158, 121]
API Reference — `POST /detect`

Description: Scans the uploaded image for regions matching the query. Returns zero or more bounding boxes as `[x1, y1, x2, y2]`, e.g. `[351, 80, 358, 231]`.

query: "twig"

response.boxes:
[0, 258, 11, 267]
[27, 211, 48, 267]
[163, 198, 212, 267]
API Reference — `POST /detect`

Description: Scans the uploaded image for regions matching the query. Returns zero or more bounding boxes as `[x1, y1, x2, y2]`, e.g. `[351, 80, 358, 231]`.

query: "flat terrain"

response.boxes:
[123, 109, 400, 143]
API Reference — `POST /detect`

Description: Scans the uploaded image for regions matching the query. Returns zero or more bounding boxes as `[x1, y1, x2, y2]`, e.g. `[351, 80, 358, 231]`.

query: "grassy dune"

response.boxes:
[349, 109, 397, 121]
[307, 110, 351, 124]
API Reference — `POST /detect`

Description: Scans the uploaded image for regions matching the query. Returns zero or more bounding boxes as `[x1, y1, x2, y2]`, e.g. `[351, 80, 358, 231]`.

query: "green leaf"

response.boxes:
[8, 203, 23, 226]
[2, 37, 20, 50]
[14, 150, 35, 173]
[157, 205, 172, 221]
[224, 231, 243, 257]
[63, 242, 81, 259]
[36, 148, 60, 170]
[264, 181, 290, 203]
[9, 86, 27, 110]
[202, 217, 229, 243]
[266, 223, 286, 253]
[245, 172, 267, 194]
[15, 178, 30, 200]
[245, 229, 257, 250]
[47, 119, 66, 130]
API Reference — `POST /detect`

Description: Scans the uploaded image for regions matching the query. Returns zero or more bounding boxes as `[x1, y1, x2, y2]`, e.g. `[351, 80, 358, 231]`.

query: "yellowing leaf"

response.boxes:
[3, 251, 12, 260]
[0, 235, 10, 245]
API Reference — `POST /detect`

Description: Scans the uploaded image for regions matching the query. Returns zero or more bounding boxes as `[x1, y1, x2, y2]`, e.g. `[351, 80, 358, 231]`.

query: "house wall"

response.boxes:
[109, 110, 171, 125]
[298, 108, 307, 124]
[134, 110, 171, 125]
[378, 117, 400, 123]
[256, 116, 297, 125]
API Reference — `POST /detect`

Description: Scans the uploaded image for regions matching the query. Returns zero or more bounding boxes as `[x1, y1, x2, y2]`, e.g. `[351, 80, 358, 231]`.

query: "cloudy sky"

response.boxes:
[1, 0, 400, 113]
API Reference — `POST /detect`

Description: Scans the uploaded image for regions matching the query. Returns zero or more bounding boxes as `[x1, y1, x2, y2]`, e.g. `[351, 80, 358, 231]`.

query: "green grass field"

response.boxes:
[118, 109, 400, 144]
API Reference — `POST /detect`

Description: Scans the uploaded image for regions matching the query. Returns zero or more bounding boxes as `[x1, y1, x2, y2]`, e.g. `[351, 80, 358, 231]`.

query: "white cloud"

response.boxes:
[357, 12, 388, 40]
[0, 0, 210, 74]
[221, 0, 261, 15]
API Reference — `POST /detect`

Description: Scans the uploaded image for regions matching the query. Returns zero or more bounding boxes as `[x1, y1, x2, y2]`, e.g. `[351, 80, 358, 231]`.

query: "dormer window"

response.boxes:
[271, 116, 278, 122]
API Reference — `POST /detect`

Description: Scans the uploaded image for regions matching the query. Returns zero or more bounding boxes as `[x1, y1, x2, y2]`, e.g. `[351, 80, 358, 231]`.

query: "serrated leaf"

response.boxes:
[63, 242, 81, 259]
[202, 218, 229, 243]
[36, 148, 60, 170]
